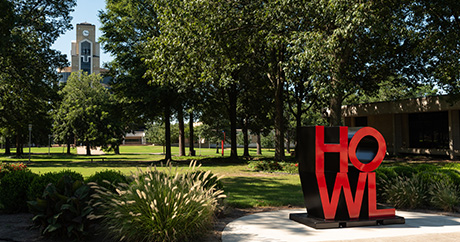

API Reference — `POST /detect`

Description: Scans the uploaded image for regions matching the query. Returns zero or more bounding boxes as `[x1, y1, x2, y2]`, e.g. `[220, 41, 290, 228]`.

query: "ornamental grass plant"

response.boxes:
[383, 174, 427, 209]
[429, 179, 460, 212]
[89, 163, 225, 242]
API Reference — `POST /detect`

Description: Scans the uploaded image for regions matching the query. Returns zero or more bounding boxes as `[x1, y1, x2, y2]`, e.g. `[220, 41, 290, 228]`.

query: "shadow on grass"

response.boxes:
[1, 154, 296, 169]
[222, 176, 304, 208]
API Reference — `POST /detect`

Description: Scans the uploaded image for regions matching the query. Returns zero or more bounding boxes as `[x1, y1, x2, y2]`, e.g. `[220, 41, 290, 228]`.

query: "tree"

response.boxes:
[411, 1, 460, 100]
[54, 71, 117, 155]
[0, 0, 75, 156]
[99, 0, 179, 160]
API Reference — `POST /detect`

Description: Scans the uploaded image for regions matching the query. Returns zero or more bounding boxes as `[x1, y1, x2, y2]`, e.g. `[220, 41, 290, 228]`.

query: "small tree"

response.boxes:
[54, 71, 118, 155]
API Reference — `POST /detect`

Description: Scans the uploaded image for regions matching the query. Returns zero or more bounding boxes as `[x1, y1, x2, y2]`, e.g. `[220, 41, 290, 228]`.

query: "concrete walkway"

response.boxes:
[222, 209, 460, 242]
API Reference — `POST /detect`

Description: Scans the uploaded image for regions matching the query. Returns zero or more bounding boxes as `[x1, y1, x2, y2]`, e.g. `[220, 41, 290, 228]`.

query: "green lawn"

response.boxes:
[0, 146, 302, 208]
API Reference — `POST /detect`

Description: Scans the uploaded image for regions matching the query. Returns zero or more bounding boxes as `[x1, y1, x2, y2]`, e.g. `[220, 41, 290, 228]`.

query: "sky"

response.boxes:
[51, 0, 114, 66]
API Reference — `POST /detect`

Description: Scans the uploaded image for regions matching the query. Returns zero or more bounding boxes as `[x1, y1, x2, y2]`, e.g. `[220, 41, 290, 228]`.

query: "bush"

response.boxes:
[414, 163, 438, 172]
[383, 174, 427, 209]
[429, 180, 460, 212]
[248, 160, 282, 172]
[418, 171, 451, 186]
[85, 169, 127, 193]
[0, 170, 38, 213]
[281, 162, 299, 174]
[439, 169, 460, 187]
[90, 167, 225, 242]
[392, 166, 417, 178]
[28, 175, 93, 240]
[27, 170, 84, 201]
[0, 162, 28, 179]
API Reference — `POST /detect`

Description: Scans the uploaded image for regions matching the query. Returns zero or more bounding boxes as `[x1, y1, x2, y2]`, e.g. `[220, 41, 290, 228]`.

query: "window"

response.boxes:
[409, 111, 449, 149]
[80, 41, 91, 74]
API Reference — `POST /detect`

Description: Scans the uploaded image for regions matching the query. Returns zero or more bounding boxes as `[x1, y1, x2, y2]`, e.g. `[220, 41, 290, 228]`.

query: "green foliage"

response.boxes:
[261, 132, 275, 148]
[28, 175, 93, 240]
[281, 162, 299, 174]
[54, 71, 122, 155]
[439, 169, 460, 186]
[376, 166, 398, 201]
[0, 170, 38, 213]
[383, 175, 427, 209]
[85, 169, 127, 193]
[248, 160, 298, 174]
[27, 170, 84, 201]
[248, 160, 283, 172]
[429, 179, 460, 212]
[0, 0, 75, 152]
[418, 171, 451, 186]
[90, 167, 224, 242]
[145, 122, 179, 146]
[0, 162, 28, 179]
[392, 166, 417, 178]
[414, 163, 439, 172]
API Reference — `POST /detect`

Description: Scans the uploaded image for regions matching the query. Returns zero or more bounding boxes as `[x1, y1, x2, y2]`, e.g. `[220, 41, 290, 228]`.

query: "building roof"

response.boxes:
[342, 95, 460, 117]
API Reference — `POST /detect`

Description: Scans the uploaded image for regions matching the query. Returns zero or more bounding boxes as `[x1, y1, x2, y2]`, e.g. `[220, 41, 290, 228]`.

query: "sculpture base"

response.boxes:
[289, 213, 405, 229]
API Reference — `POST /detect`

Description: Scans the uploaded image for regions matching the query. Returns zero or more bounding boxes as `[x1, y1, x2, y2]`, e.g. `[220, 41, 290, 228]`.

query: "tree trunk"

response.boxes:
[16, 135, 23, 156]
[86, 138, 91, 156]
[270, 46, 286, 161]
[5, 137, 10, 155]
[114, 145, 120, 155]
[243, 117, 249, 157]
[329, 91, 343, 126]
[274, 68, 285, 161]
[189, 112, 196, 156]
[256, 132, 262, 155]
[295, 102, 302, 159]
[66, 134, 71, 155]
[286, 131, 291, 153]
[164, 104, 172, 161]
[228, 84, 238, 158]
[178, 108, 185, 157]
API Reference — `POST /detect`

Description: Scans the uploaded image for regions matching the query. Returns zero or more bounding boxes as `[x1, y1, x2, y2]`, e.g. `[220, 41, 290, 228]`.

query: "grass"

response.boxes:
[0, 146, 301, 208]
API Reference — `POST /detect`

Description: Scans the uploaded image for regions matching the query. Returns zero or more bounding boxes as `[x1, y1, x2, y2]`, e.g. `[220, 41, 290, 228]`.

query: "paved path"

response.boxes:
[223, 209, 460, 242]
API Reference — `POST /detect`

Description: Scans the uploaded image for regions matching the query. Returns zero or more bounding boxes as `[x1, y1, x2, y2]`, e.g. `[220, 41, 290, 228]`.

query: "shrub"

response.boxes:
[418, 171, 451, 186]
[414, 163, 438, 172]
[85, 169, 127, 193]
[28, 175, 93, 240]
[90, 167, 225, 242]
[0, 170, 38, 213]
[248, 160, 282, 172]
[429, 179, 460, 212]
[439, 169, 460, 187]
[282, 163, 299, 174]
[383, 174, 427, 209]
[0, 162, 28, 179]
[27, 170, 84, 201]
[392, 166, 417, 178]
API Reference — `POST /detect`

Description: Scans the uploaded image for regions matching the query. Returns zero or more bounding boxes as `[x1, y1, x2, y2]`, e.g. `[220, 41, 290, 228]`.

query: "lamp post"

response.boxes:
[28, 124, 32, 162]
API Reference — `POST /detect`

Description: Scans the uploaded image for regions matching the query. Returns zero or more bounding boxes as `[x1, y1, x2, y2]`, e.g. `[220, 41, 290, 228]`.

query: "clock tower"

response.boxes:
[71, 22, 100, 74]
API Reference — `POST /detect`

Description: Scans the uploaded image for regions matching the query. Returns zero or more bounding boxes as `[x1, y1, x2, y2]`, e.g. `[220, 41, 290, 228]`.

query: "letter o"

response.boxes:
[348, 127, 386, 172]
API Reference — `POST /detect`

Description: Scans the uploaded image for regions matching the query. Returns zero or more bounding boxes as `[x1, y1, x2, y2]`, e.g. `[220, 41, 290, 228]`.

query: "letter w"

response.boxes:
[317, 172, 367, 220]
